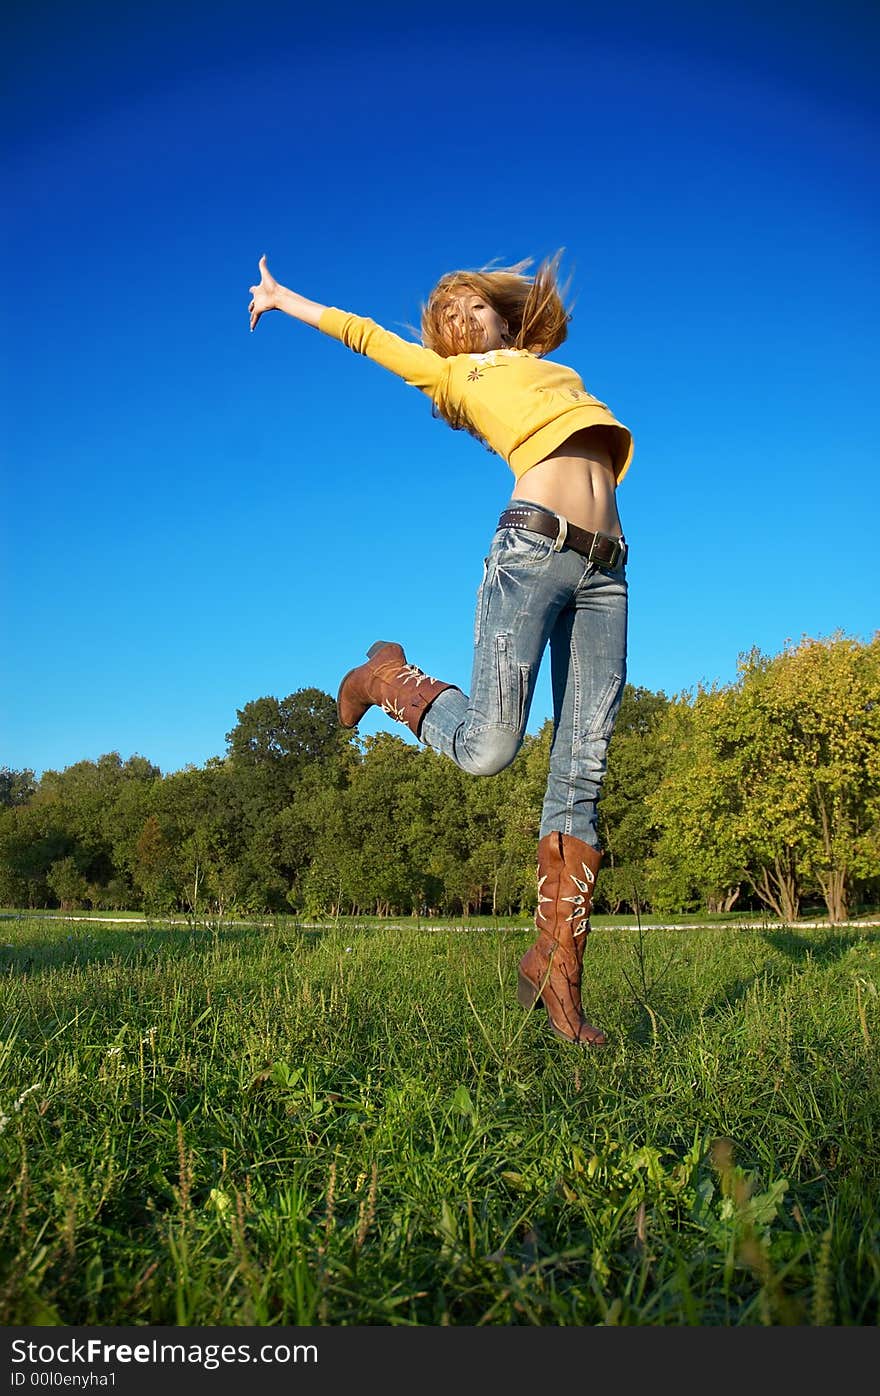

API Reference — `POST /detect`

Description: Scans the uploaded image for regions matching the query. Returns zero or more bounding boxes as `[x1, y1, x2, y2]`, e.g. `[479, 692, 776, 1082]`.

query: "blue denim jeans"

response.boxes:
[420, 500, 628, 848]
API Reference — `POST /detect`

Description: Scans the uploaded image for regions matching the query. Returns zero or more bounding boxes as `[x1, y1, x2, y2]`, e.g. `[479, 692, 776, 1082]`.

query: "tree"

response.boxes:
[131, 814, 179, 913]
[649, 633, 880, 923]
[739, 634, 880, 922]
[406, 747, 474, 915]
[33, 753, 161, 906]
[597, 685, 670, 912]
[337, 734, 424, 915]
[225, 688, 355, 813]
[0, 768, 37, 807]
[648, 694, 749, 915]
[0, 803, 69, 907]
[47, 856, 90, 911]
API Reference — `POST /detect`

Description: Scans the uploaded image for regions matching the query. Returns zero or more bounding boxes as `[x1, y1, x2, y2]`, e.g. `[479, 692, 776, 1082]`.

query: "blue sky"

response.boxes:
[2, 0, 878, 778]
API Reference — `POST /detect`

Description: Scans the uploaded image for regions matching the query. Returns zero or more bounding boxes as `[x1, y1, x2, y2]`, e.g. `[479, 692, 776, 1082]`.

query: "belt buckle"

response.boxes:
[588, 531, 622, 568]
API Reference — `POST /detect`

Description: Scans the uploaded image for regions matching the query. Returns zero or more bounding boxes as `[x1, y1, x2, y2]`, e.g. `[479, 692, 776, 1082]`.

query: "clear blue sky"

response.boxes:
[2, 0, 878, 777]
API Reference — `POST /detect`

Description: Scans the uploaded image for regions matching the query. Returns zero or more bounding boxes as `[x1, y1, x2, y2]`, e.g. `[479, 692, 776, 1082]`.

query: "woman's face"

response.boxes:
[442, 288, 509, 351]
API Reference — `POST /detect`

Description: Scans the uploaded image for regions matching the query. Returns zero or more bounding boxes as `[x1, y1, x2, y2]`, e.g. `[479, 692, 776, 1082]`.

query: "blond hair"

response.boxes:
[420, 250, 572, 359]
[417, 251, 572, 444]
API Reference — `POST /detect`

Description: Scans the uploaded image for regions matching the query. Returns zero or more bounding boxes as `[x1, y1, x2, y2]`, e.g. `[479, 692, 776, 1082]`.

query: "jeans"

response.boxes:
[420, 500, 628, 848]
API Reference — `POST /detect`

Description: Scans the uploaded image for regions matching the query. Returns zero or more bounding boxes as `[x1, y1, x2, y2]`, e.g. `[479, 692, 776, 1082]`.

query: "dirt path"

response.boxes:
[4, 913, 880, 932]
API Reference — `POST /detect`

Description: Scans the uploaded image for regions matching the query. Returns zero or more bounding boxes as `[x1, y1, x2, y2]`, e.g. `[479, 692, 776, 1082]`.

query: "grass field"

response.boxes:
[1, 913, 878, 1325]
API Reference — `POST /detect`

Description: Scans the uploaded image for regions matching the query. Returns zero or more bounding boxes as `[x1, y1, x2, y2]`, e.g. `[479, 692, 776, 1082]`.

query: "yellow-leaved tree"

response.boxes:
[649, 632, 880, 923]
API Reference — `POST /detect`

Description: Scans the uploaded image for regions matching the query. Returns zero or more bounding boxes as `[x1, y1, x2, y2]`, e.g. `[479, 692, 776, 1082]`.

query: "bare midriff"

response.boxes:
[510, 426, 624, 537]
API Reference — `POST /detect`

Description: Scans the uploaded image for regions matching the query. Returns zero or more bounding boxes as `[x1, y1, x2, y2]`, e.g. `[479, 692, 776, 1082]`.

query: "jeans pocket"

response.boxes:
[494, 633, 531, 730]
[474, 556, 490, 646]
[493, 526, 555, 567]
[585, 670, 625, 740]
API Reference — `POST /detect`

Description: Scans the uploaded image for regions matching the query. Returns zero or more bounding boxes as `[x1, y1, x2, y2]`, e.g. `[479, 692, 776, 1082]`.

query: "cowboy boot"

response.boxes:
[337, 640, 457, 739]
[517, 831, 607, 1045]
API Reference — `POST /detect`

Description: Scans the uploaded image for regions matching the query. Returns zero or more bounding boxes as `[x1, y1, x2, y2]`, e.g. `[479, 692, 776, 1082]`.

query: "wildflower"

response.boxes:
[0, 1082, 42, 1135]
[208, 1187, 231, 1217]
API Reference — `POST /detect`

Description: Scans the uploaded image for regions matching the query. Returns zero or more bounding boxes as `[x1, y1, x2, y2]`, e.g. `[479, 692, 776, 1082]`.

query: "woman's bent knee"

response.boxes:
[457, 726, 522, 776]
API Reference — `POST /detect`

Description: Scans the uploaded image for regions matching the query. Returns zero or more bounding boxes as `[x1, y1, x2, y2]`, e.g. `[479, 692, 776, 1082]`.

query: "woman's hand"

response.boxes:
[247, 258, 328, 332]
[248, 255, 281, 332]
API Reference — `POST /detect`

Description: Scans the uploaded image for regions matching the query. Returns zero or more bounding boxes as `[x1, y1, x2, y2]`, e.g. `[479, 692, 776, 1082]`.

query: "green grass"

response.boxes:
[1, 915, 878, 1325]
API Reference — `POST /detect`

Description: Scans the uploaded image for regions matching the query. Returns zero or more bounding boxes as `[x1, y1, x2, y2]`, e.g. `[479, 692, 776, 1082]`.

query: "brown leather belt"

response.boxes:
[497, 507, 627, 568]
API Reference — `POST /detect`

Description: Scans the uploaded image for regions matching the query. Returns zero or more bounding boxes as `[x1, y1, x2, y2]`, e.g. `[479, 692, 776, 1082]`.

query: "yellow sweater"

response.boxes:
[317, 308, 633, 483]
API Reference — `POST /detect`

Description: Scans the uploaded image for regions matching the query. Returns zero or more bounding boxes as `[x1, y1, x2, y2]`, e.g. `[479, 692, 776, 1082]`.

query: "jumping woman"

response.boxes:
[248, 252, 633, 1046]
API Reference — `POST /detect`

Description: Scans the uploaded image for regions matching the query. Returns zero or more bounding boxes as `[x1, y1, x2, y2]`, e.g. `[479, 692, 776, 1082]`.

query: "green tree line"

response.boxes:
[2, 633, 878, 922]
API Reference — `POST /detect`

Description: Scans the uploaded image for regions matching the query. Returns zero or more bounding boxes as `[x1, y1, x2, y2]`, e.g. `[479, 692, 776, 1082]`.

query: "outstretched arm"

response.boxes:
[248, 255, 325, 333]
[247, 255, 448, 398]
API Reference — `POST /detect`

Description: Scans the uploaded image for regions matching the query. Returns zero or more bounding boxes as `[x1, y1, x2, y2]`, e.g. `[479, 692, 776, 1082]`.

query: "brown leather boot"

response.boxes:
[336, 641, 457, 739]
[517, 832, 607, 1045]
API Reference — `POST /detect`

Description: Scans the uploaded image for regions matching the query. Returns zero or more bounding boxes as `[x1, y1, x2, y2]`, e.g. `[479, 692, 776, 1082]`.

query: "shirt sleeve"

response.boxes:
[317, 307, 447, 397]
